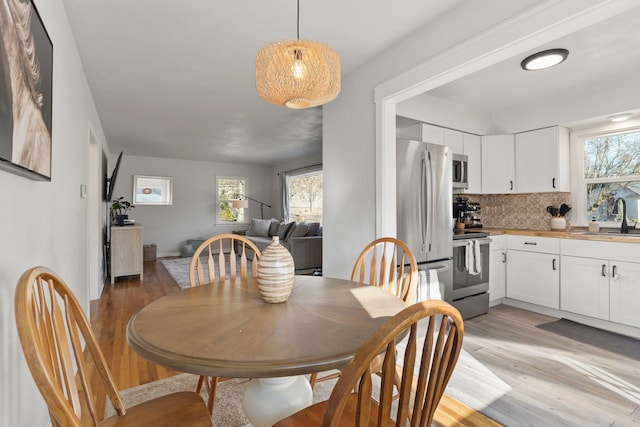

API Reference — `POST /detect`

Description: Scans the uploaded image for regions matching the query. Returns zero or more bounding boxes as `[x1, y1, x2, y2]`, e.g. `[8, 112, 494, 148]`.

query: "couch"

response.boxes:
[241, 218, 322, 273]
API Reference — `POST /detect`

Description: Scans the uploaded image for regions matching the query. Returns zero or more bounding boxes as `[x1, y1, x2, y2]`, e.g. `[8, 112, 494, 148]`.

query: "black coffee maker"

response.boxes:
[453, 197, 483, 228]
[453, 197, 468, 225]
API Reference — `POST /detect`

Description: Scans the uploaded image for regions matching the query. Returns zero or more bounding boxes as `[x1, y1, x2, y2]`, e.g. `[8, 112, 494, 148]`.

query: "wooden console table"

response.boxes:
[110, 225, 143, 284]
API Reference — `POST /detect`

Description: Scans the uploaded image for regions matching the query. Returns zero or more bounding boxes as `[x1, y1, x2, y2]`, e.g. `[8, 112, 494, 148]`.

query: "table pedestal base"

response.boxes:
[243, 376, 313, 427]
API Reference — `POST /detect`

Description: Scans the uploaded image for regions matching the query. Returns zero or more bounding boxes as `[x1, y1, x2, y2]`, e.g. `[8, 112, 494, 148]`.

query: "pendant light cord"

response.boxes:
[296, 0, 300, 40]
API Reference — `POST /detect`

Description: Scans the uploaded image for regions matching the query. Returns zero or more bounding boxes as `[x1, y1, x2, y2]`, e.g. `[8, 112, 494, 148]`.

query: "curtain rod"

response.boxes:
[278, 163, 322, 176]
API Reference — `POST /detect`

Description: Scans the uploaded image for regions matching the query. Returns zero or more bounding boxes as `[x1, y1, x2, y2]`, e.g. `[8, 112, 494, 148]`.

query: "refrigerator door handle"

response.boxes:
[420, 154, 428, 253]
[428, 150, 435, 253]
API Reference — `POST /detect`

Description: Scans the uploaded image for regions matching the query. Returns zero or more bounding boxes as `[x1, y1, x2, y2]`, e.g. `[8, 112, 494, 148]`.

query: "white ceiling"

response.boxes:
[61, 0, 464, 165]
[424, 6, 640, 127]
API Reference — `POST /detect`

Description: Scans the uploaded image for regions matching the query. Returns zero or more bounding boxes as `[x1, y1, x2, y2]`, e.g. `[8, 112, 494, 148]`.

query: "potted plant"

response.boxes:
[111, 197, 135, 226]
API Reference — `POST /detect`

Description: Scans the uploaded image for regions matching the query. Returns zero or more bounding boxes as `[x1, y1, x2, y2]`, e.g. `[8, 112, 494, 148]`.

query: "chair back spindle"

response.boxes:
[189, 233, 262, 287]
[351, 237, 418, 305]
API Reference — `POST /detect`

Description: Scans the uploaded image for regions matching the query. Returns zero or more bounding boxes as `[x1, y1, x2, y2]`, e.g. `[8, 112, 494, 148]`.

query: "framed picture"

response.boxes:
[133, 175, 173, 205]
[0, 0, 53, 181]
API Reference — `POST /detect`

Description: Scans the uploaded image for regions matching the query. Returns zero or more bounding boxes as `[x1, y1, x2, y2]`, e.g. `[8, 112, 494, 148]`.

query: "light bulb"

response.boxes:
[291, 49, 306, 80]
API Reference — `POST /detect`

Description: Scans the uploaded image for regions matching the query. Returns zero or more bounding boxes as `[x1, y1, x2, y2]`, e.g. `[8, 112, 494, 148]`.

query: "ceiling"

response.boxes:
[61, 0, 464, 165]
[423, 6, 640, 128]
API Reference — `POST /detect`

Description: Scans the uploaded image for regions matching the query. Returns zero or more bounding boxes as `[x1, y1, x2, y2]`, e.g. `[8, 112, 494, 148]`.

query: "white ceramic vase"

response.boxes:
[257, 236, 295, 303]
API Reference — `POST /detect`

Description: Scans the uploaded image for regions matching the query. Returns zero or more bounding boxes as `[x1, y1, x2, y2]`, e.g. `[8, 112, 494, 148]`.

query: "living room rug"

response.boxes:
[104, 373, 338, 426]
[160, 257, 249, 289]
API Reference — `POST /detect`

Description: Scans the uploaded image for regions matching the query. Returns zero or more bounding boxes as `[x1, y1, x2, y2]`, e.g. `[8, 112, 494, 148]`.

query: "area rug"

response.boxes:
[161, 257, 248, 289]
[105, 373, 338, 426]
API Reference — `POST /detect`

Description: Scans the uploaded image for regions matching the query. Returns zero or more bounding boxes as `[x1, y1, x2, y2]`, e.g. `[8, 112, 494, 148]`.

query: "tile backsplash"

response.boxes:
[462, 193, 572, 230]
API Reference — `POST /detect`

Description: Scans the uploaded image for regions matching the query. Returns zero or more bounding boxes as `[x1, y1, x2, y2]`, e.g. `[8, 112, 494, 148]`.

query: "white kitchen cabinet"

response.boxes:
[610, 261, 640, 328]
[506, 236, 559, 309]
[561, 239, 640, 328]
[515, 126, 570, 193]
[560, 255, 609, 319]
[443, 128, 464, 153]
[481, 135, 515, 194]
[463, 133, 482, 194]
[110, 225, 143, 284]
[489, 235, 506, 304]
[396, 123, 443, 145]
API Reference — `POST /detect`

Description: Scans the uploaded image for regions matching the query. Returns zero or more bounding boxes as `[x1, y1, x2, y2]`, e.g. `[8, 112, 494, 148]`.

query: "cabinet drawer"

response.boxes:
[490, 235, 506, 250]
[561, 238, 640, 262]
[507, 235, 559, 254]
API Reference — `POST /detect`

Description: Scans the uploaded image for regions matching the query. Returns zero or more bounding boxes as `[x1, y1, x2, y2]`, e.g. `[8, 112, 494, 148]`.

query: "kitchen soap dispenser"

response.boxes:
[589, 218, 600, 233]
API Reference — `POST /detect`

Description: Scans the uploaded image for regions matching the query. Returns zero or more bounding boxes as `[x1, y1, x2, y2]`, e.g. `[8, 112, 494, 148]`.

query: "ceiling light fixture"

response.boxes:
[255, 0, 341, 109]
[520, 48, 569, 71]
[607, 113, 633, 122]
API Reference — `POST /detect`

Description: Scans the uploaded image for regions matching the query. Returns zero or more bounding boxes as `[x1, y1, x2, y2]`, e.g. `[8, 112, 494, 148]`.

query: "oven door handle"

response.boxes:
[453, 238, 491, 247]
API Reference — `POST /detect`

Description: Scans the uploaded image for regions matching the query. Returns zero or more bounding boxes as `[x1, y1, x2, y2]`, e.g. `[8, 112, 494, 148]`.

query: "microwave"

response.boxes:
[452, 153, 468, 189]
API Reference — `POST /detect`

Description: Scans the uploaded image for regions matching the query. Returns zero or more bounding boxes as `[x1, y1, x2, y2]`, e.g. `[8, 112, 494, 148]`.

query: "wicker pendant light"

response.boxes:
[256, 0, 340, 109]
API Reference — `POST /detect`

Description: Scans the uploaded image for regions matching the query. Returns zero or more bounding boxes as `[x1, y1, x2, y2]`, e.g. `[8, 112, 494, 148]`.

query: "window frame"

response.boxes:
[216, 176, 249, 225]
[570, 122, 640, 227]
[283, 165, 323, 224]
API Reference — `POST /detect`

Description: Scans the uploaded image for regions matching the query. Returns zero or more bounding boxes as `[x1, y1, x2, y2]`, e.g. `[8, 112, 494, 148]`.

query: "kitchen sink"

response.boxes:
[572, 230, 640, 237]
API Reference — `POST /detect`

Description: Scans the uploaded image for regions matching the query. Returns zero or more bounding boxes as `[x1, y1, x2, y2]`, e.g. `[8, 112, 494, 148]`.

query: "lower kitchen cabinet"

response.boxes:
[489, 235, 506, 304]
[609, 261, 640, 328]
[506, 236, 560, 309]
[560, 255, 609, 320]
[560, 239, 640, 329]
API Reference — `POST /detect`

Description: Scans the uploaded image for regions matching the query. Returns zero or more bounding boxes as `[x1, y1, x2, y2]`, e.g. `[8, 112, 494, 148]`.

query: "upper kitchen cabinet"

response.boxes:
[463, 133, 482, 194]
[481, 135, 515, 194]
[515, 126, 570, 193]
[396, 123, 443, 145]
[443, 128, 464, 153]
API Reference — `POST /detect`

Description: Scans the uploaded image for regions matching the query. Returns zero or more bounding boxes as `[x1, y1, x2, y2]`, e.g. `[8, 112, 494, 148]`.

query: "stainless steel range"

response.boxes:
[450, 230, 490, 319]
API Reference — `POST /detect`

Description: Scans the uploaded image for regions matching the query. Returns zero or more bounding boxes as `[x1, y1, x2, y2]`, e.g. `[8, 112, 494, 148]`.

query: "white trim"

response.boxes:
[570, 122, 640, 226]
[215, 175, 249, 225]
[374, 0, 640, 237]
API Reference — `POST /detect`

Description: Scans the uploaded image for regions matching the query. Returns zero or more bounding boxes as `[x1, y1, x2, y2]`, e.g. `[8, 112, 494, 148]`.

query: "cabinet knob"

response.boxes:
[509, 180, 513, 191]
[552, 258, 557, 270]
[552, 178, 556, 189]
[612, 265, 617, 279]
[602, 264, 607, 277]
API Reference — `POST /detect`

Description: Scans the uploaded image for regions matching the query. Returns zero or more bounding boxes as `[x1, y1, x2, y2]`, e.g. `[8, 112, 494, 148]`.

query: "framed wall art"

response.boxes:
[0, 0, 53, 180]
[133, 175, 173, 205]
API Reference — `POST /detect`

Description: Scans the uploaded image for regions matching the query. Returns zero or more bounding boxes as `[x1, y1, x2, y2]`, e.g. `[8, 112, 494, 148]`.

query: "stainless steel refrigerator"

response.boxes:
[396, 139, 453, 303]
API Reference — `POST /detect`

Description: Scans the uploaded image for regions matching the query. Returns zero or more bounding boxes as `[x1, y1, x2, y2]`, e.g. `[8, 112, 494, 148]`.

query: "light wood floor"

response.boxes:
[91, 259, 640, 425]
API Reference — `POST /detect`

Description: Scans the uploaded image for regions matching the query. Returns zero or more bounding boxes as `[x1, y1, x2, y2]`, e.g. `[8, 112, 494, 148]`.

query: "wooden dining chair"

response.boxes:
[275, 300, 464, 427]
[14, 266, 212, 427]
[188, 233, 262, 416]
[310, 237, 418, 388]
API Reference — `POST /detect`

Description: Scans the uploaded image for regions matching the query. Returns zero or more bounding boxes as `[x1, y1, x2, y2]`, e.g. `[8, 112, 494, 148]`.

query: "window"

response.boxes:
[217, 176, 247, 224]
[572, 126, 640, 226]
[283, 167, 323, 223]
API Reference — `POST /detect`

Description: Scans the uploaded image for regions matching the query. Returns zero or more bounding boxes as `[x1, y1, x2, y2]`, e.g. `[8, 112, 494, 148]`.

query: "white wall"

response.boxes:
[396, 93, 493, 135]
[111, 155, 273, 257]
[1, 0, 110, 425]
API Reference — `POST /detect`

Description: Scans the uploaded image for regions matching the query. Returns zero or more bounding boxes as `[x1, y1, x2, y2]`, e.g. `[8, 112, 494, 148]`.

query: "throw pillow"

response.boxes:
[305, 222, 321, 236]
[278, 221, 295, 240]
[268, 219, 281, 236]
[246, 218, 271, 237]
[289, 223, 309, 238]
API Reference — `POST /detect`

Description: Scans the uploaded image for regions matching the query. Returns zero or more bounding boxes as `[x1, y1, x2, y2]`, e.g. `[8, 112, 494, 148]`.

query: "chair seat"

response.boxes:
[100, 391, 212, 427]
[274, 394, 394, 427]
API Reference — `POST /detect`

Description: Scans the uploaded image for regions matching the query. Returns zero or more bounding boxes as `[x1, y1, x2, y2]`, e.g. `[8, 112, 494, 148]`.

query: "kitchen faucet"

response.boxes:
[612, 197, 629, 234]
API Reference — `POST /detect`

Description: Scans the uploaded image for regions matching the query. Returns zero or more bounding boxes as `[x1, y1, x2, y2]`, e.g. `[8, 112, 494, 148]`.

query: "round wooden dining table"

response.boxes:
[127, 275, 406, 426]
